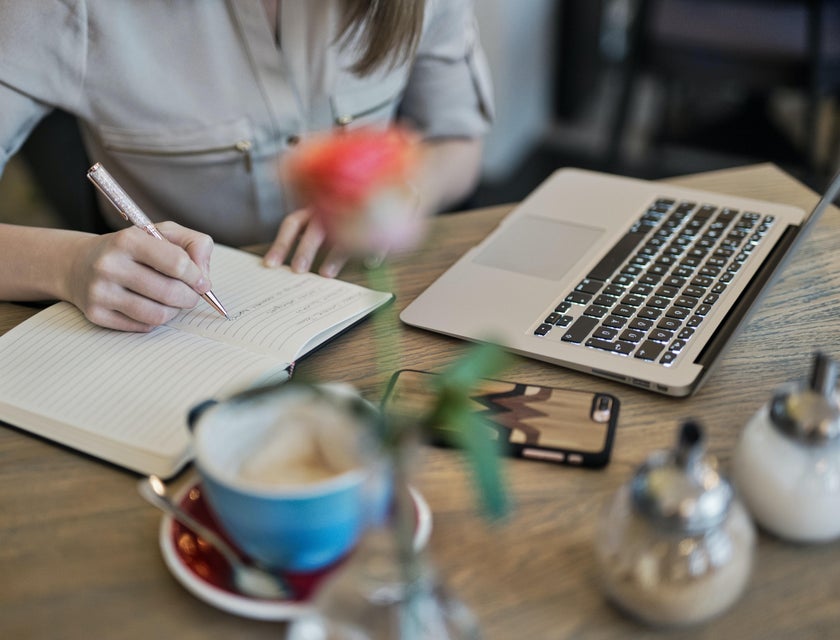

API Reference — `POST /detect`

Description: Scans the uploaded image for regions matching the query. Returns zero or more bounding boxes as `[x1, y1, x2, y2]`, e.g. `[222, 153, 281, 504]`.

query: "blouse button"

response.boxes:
[286, 135, 300, 146]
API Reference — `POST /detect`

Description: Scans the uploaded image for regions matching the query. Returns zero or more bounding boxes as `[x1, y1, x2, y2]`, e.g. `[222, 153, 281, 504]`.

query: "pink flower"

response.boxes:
[282, 127, 425, 255]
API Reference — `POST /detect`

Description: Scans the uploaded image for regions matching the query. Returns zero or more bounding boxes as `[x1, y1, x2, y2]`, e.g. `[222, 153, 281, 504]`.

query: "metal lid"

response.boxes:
[770, 352, 840, 445]
[631, 421, 733, 534]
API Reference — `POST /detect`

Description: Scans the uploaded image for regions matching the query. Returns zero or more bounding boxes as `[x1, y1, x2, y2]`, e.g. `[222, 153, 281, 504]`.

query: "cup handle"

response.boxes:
[187, 399, 219, 432]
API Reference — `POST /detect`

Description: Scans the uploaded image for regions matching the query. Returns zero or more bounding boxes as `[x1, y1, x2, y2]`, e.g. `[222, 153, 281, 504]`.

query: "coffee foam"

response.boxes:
[236, 398, 364, 487]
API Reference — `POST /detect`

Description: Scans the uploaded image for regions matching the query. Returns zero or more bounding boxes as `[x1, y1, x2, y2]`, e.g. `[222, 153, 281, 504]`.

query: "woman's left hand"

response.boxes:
[261, 207, 350, 278]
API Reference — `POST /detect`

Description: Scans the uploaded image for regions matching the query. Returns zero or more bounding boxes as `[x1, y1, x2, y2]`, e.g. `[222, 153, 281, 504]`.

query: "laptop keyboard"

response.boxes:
[533, 198, 776, 366]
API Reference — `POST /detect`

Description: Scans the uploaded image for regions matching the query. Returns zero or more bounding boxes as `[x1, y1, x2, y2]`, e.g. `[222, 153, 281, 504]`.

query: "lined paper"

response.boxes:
[169, 246, 391, 360]
[0, 246, 391, 476]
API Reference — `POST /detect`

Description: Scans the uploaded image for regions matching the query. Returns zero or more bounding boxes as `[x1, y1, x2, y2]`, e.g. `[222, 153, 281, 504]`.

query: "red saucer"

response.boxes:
[159, 481, 432, 620]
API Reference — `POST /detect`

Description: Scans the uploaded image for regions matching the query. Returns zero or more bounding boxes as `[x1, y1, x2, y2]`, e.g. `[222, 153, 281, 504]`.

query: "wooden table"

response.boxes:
[2, 164, 839, 639]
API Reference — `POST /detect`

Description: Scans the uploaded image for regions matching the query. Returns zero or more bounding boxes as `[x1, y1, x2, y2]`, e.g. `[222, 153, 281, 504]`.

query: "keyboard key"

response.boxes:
[593, 294, 618, 307]
[630, 283, 654, 295]
[657, 317, 682, 331]
[602, 315, 628, 329]
[655, 285, 679, 298]
[678, 328, 695, 340]
[613, 340, 636, 355]
[604, 284, 627, 296]
[586, 338, 615, 352]
[674, 296, 699, 309]
[649, 329, 674, 342]
[556, 315, 573, 327]
[576, 279, 603, 294]
[637, 307, 662, 320]
[629, 317, 654, 331]
[619, 329, 645, 343]
[584, 305, 609, 318]
[635, 340, 665, 361]
[566, 292, 591, 305]
[593, 326, 619, 340]
[621, 294, 645, 307]
[535, 323, 552, 336]
[660, 351, 678, 365]
[612, 305, 636, 318]
[587, 230, 651, 281]
[562, 316, 599, 343]
[683, 285, 705, 298]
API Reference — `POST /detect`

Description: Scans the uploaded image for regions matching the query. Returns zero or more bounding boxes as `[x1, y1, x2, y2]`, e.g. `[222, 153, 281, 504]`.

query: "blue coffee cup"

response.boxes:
[189, 383, 390, 572]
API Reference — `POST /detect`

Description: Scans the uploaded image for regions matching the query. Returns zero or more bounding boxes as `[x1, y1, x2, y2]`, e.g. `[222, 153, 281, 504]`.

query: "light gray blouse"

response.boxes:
[0, 0, 494, 246]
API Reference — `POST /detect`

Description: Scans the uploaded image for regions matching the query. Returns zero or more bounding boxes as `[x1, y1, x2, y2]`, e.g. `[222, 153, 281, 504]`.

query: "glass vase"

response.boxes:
[286, 489, 481, 640]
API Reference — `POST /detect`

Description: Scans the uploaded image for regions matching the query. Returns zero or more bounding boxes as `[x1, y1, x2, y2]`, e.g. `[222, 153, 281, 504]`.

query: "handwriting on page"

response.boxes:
[168, 246, 384, 358]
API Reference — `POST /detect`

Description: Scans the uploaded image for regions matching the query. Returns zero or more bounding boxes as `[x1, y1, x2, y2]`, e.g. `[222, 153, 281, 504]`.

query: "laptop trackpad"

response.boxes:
[472, 216, 605, 281]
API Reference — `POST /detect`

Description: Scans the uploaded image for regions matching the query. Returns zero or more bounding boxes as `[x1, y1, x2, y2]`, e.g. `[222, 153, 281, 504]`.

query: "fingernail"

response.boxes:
[321, 263, 338, 278]
[263, 254, 279, 268]
[196, 276, 209, 293]
[292, 256, 309, 273]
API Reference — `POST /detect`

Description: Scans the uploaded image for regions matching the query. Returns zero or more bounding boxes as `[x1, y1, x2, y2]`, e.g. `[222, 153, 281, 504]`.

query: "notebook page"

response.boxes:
[0, 302, 289, 470]
[169, 245, 392, 361]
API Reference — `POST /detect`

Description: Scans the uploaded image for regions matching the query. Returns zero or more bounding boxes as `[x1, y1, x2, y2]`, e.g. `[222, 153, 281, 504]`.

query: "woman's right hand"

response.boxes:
[64, 222, 215, 332]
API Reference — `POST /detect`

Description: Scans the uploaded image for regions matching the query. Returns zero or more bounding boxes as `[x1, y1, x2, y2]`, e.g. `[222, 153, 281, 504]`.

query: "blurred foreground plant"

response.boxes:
[283, 126, 509, 638]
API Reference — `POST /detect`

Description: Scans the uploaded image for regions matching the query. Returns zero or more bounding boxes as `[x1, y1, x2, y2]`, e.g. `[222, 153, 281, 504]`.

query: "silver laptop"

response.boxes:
[402, 167, 831, 397]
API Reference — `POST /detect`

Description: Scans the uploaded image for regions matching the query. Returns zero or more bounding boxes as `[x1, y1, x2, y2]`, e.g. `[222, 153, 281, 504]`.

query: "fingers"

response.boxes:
[263, 209, 312, 268]
[263, 209, 346, 277]
[69, 228, 207, 332]
[319, 246, 350, 278]
[153, 221, 214, 292]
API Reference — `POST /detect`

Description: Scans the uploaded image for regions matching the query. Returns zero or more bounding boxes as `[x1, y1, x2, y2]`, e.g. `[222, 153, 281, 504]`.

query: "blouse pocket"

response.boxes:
[97, 117, 255, 172]
[330, 70, 406, 128]
[92, 117, 271, 246]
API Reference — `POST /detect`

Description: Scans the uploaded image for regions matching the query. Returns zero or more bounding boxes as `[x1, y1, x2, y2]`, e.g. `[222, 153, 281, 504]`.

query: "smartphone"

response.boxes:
[381, 369, 619, 468]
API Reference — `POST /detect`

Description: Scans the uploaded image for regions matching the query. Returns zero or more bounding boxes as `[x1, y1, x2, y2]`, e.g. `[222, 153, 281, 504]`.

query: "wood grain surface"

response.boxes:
[1, 164, 838, 639]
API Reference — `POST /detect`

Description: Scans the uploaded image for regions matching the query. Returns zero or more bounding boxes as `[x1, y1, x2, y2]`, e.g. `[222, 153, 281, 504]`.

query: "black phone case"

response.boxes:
[381, 369, 620, 468]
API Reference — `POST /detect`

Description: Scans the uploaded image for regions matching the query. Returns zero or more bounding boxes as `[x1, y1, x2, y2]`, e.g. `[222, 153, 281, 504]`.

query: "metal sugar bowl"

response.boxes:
[595, 420, 755, 627]
[733, 352, 840, 542]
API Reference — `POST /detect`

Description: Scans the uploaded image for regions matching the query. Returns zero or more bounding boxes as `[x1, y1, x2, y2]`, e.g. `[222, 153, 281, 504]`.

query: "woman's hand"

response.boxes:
[262, 207, 350, 278]
[65, 222, 215, 332]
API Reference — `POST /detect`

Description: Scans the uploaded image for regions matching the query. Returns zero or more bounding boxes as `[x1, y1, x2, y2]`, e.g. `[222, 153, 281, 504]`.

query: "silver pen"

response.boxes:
[86, 162, 230, 320]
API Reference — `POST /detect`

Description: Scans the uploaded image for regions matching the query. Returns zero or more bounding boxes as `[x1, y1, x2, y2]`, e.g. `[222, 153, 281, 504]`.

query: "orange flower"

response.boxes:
[282, 127, 425, 255]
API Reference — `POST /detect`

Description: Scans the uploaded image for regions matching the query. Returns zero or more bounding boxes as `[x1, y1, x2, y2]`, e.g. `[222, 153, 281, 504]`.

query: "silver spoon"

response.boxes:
[138, 475, 291, 600]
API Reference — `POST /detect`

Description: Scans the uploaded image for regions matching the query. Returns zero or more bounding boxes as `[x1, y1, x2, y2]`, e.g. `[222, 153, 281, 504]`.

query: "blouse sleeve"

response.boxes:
[0, 0, 87, 173]
[398, 0, 495, 139]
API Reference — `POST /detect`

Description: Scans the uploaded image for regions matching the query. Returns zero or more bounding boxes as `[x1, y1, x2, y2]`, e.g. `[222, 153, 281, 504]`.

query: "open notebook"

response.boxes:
[402, 168, 833, 396]
[0, 245, 391, 477]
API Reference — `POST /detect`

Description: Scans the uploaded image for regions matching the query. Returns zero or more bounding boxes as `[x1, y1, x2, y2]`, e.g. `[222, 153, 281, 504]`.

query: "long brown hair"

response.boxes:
[340, 0, 426, 75]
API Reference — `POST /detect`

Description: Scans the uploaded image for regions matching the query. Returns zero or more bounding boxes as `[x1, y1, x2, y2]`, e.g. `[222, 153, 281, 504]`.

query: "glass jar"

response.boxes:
[733, 352, 840, 542]
[595, 421, 755, 627]
[286, 525, 481, 640]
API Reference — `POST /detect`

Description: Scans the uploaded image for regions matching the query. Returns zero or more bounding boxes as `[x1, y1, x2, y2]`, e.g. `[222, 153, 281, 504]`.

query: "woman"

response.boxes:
[0, 0, 493, 331]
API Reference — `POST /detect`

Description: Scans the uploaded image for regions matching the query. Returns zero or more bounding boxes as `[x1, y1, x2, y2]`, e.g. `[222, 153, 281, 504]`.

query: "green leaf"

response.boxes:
[433, 343, 510, 394]
[427, 343, 511, 519]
